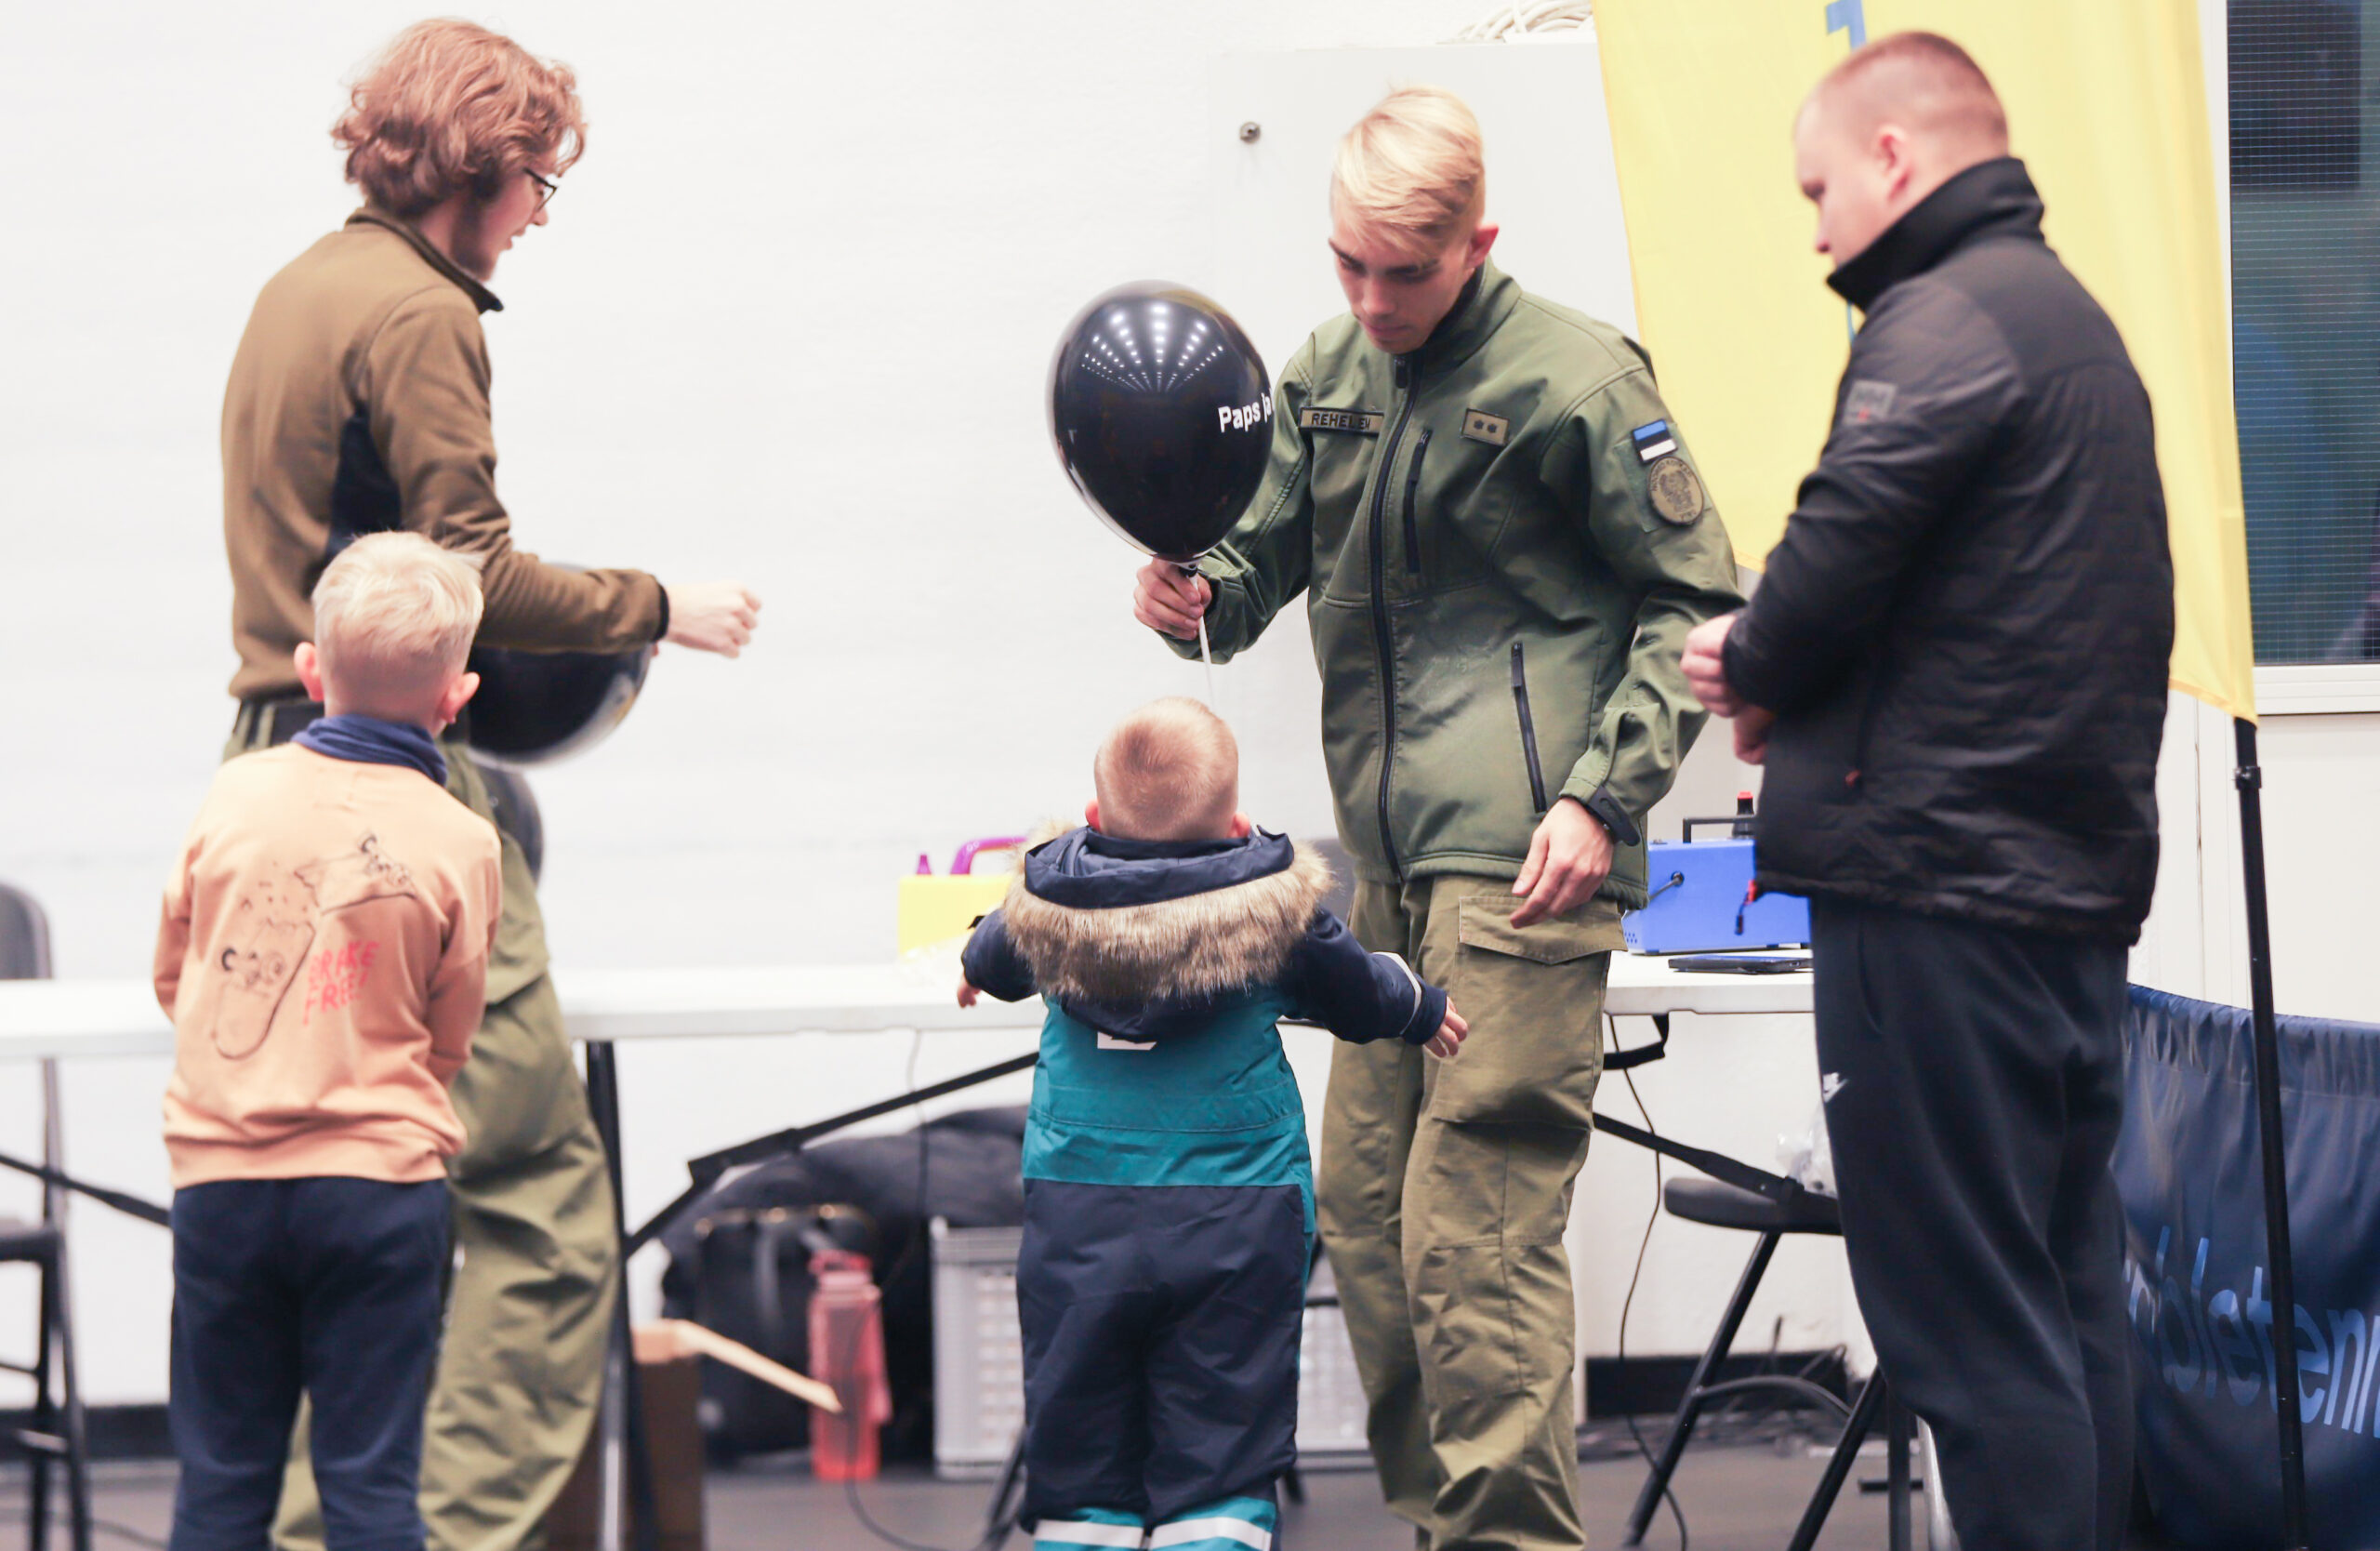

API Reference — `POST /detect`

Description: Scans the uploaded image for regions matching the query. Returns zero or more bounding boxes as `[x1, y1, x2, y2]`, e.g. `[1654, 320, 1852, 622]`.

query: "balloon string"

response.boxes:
[1197, 613, 1217, 710]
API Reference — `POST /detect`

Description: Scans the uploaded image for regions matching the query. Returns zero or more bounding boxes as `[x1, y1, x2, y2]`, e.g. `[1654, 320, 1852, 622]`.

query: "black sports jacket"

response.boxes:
[1725, 157, 2175, 941]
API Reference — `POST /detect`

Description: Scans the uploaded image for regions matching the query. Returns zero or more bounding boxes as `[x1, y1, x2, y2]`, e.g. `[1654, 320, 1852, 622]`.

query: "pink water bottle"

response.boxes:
[808, 1250, 892, 1480]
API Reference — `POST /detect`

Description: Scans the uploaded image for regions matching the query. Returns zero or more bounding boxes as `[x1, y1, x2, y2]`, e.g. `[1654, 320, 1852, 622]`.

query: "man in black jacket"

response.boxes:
[1682, 33, 2173, 1551]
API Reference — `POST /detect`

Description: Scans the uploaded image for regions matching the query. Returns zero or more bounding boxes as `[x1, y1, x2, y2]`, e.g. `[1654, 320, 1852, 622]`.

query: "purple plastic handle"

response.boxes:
[949, 837, 1028, 876]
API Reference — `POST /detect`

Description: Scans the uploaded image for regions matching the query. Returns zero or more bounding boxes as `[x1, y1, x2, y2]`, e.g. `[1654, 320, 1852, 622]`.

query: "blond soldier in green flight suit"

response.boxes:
[1134, 88, 1741, 1551]
[217, 21, 759, 1551]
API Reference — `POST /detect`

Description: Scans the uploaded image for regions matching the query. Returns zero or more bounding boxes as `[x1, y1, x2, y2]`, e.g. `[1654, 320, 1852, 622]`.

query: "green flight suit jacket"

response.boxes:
[1175, 261, 1743, 906]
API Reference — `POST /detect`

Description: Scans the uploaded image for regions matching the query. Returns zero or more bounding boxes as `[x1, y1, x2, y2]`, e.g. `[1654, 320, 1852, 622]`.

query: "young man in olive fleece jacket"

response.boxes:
[1136, 89, 1739, 1551]
[218, 22, 760, 1551]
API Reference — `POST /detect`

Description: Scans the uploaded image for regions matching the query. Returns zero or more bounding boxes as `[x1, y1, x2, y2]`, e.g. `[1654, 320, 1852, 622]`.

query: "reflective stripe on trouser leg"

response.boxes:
[1149, 1493, 1277, 1551]
[1033, 1507, 1147, 1549]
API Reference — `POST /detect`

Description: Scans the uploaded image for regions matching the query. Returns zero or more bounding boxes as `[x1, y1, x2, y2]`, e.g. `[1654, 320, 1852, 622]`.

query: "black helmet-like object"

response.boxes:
[463, 643, 648, 767]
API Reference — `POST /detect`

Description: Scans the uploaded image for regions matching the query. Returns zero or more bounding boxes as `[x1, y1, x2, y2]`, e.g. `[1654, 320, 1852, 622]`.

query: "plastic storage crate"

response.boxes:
[931, 1223, 1027, 1478]
[929, 1222, 1373, 1478]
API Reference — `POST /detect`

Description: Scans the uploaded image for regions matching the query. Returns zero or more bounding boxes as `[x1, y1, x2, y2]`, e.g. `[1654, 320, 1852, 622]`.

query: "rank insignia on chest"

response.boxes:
[1461, 408, 1510, 447]
[1298, 407, 1385, 434]
[1631, 420, 1678, 463]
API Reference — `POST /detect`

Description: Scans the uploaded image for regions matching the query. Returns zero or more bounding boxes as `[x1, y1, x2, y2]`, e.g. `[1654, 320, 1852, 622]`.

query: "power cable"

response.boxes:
[1451, 1, 1594, 43]
[1610, 1028, 1687, 1550]
[838, 1029, 1015, 1551]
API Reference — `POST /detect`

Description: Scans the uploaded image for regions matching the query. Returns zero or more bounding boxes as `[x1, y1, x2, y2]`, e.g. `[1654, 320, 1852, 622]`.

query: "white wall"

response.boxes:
[0, 0, 1493, 1406]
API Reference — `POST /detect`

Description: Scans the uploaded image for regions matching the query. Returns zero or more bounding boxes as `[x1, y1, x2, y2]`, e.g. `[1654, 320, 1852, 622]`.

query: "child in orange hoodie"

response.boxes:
[154, 532, 500, 1551]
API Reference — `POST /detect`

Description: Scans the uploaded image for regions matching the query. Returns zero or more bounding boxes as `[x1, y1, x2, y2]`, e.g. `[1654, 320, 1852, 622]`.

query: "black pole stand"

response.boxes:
[583, 1040, 664, 1551]
[2234, 717, 2310, 1550]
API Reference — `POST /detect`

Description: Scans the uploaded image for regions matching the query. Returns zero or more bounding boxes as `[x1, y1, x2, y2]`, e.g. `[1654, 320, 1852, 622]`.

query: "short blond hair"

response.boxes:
[1093, 699, 1240, 842]
[1331, 86, 1487, 260]
[312, 534, 484, 706]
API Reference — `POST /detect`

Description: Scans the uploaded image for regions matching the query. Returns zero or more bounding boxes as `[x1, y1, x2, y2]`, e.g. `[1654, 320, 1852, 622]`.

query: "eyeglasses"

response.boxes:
[526, 169, 559, 209]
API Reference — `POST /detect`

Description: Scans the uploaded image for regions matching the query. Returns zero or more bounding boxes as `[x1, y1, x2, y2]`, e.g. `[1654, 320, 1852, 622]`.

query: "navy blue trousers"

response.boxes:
[168, 1177, 449, 1551]
[1810, 898, 2134, 1551]
[1017, 1180, 1307, 1531]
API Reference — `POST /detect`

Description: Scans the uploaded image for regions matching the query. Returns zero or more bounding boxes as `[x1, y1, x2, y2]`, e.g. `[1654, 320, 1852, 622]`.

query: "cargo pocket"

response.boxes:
[1424, 892, 1624, 1129]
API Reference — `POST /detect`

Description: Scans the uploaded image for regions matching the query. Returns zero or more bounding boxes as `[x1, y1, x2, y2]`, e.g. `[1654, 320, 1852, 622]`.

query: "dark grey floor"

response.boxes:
[11, 1440, 1924, 1551]
[714, 1450, 1911, 1551]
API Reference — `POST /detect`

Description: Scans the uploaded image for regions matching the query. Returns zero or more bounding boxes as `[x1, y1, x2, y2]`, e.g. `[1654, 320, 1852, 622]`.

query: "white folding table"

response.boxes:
[0, 952, 1812, 1550]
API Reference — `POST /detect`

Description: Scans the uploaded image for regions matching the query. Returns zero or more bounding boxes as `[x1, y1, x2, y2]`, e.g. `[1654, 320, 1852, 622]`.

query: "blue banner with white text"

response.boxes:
[2117, 986, 2380, 1548]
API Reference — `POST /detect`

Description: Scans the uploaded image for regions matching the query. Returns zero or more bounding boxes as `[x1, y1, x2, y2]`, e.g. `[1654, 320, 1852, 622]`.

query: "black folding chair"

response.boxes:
[1594, 1111, 1938, 1550]
[0, 883, 92, 1551]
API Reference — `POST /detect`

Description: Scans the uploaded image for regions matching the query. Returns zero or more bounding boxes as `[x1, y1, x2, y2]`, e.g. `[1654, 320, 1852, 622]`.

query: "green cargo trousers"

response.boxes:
[1319, 873, 1620, 1551]
[224, 716, 619, 1551]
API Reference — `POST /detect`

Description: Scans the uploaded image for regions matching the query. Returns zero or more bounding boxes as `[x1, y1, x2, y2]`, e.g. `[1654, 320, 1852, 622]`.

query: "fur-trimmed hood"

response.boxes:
[1001, 826, 1333, 1031]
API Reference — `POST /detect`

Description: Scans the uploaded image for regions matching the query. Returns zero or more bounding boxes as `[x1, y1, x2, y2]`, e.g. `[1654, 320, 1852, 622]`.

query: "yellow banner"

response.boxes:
[1593, 1, 2255, 718]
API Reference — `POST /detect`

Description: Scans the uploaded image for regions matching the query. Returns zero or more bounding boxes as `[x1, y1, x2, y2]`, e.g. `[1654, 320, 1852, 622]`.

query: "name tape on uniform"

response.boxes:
[1298, 407, 1384, 434]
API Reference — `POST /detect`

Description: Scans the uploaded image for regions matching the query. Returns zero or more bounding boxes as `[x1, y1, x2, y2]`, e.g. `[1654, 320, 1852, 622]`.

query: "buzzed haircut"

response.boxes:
[1093, 698, 1241, 842]
[311, 533, 485, 709]
[1331, 86, 1488, 261]
[1815, 31, 2009, 155]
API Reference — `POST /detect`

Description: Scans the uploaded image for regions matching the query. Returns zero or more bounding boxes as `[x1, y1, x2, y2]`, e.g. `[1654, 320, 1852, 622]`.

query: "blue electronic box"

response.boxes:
[1621, 815, 1809, 955]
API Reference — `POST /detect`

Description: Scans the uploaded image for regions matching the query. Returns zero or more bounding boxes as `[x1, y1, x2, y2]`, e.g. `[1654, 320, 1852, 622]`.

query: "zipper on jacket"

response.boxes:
[1400, 427, 1432, 576]
[1368, 356, 1421, 875]
[1511, 642, 1550, 814]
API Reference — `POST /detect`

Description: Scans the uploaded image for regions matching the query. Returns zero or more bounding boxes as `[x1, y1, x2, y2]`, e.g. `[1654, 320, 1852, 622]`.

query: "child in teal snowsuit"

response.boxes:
[961, 699, 1465, 1551]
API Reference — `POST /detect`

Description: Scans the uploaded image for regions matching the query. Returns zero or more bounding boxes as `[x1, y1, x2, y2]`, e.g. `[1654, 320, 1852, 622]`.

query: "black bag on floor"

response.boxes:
[659, 1106, 1026, 1462]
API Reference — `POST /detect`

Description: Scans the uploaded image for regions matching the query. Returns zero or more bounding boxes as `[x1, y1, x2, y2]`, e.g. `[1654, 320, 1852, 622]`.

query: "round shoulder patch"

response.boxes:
[1646, 455, 1705, 525]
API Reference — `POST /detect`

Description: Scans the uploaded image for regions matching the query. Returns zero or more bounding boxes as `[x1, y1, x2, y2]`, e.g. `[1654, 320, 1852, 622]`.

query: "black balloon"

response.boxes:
[464, 643, 649, 767]
[1048, 282, 1272, 562]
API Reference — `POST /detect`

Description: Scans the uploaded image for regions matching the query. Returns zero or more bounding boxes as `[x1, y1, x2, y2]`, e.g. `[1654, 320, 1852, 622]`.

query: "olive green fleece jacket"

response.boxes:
[1173, 262, 1743, 906]
[222, 208, 666, 701]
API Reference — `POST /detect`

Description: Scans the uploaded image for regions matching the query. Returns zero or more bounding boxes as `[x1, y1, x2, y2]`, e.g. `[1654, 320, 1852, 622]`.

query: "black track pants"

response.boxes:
[1810, 898, 2135, 1551]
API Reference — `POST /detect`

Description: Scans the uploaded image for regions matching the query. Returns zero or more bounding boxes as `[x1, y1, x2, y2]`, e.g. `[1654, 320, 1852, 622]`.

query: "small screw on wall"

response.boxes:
[1238, 122, 1262, 143]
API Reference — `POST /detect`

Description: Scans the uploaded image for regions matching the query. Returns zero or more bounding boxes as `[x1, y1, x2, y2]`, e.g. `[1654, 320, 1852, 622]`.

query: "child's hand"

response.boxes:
[958, 979, 982, 1009]
[1425, 1003, 1469, 1058]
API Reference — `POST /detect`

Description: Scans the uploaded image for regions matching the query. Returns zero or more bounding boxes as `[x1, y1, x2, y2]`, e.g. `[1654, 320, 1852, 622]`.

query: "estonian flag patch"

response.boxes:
[1631, 420, 1677, 463]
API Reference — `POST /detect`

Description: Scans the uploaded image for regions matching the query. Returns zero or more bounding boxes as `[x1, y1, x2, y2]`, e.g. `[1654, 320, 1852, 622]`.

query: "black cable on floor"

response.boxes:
[1612, 1040, 1687, 1551]
[839, 1030, 1013, 1551]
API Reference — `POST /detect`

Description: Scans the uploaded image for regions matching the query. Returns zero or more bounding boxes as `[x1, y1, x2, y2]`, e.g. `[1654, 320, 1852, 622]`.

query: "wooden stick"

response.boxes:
[640, 1319, 843, 1413]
